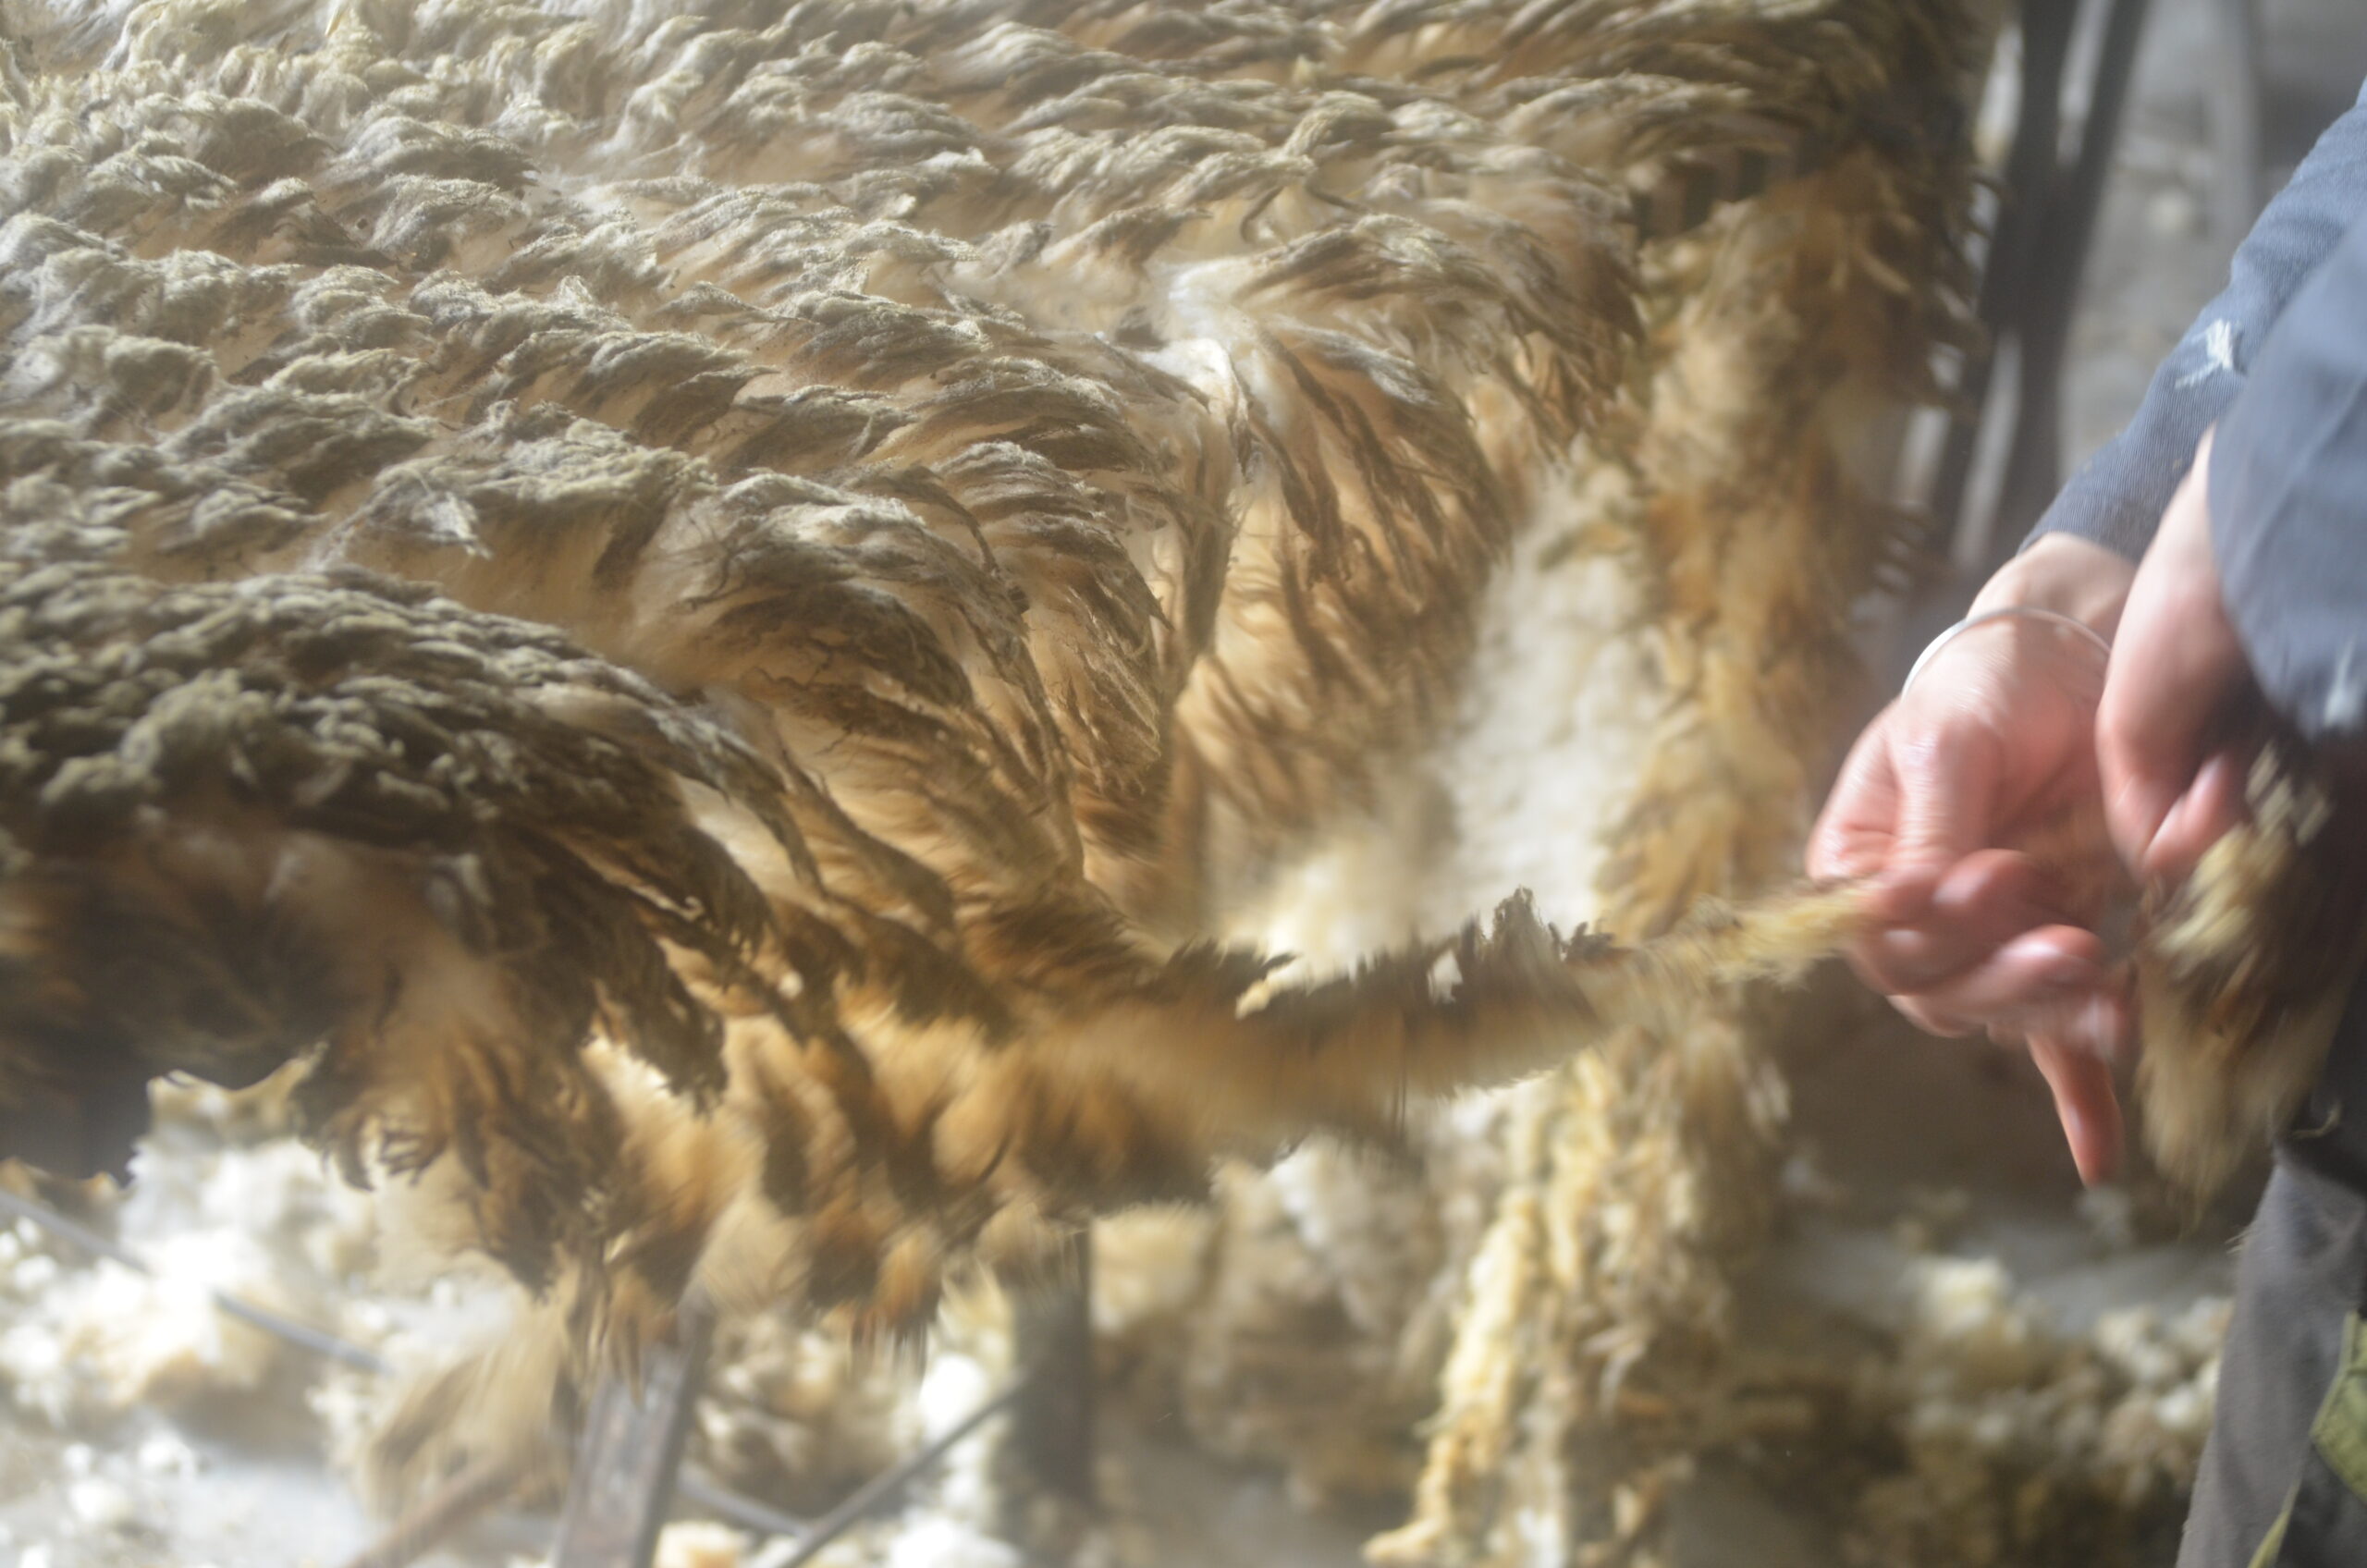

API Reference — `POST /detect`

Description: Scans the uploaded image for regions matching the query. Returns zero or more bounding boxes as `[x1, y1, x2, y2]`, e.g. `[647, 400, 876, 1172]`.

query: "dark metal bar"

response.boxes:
[553, 1296, 718, 1568]
[674, 1473, 811, 1538]
[0, 1183, 387, 1374]
[767, 1375, 1032, 1568]
[1003, 1233, 1098, 1511]
[2207, 0, 2264, 249]
[1927, 0, 2082, 554]
[2, 1185, 846, 1549]
[1992, 0, 2155, 546]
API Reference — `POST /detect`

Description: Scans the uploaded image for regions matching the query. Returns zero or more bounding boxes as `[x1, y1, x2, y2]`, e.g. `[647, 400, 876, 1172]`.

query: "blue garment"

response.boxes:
[2030, 80, 2367, 582]
[2026, 78, 2367, 1568]
[2210, 209, 2367, 746]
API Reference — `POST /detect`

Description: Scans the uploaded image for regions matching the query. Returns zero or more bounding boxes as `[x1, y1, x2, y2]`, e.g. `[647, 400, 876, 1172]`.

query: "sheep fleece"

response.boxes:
[0, 0, 2018, 1381]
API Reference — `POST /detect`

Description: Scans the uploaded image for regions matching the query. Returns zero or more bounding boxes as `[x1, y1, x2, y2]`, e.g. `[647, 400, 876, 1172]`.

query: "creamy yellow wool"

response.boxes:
[6, 4, 2339, 1563]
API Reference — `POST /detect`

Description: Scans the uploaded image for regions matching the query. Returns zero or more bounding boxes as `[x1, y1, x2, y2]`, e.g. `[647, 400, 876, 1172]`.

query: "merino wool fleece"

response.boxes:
[26, 5, 2349, 1562]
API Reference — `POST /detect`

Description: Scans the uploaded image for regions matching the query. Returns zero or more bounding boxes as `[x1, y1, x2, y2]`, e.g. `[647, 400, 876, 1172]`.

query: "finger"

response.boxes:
[2028, 1034, 2124, 1186]
[1852, 850, 2084, 993]
[1891, 991, 1976, 1040]
[2097, 470, 2210, 869]
[1890, 925, 2108, 1033]
[1808, 716, 1903, 884]
[1877, 723, 2002, 911]
[1988, 989, 2140, 1060]
[2097, 448, 2248, 876]
[2143, 746, 2249, 884]
[2082, 984, 2137, 1066]
[1860, 858, 1945, 929]
[2100, 703, 2201, 882]
[2005, 977, 2136, 1065]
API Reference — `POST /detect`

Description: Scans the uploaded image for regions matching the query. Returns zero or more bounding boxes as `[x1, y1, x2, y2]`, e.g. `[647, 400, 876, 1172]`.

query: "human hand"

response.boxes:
[1810, 535, 2133, 1028]
[1809, 534, 2136, 1182]
[2008, 432, 2256, 1183]
[2097, 430, 2254, 888]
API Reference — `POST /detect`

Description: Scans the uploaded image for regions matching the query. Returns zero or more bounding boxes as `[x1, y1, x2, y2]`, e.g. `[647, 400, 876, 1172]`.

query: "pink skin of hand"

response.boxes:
[2099, 431, 2253, 888]
[1809, 431, 2250, 1187]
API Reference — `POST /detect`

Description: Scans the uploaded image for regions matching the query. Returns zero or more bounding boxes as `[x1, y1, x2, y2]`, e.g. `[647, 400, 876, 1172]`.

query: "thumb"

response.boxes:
[2101, 743, 2189, 883]
[2143, 746, 2250, 885]
[2097, 619, 2226, 875]
[2099, 642, 2246, 879]
[2098, 433, 2249, 877]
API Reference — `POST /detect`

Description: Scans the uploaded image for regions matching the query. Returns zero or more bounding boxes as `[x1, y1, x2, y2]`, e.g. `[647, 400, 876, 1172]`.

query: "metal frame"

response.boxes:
[1929, 0, 2156, 575]
[0, 1182, 1034, 1568]
[553, 1300, 717, 1568]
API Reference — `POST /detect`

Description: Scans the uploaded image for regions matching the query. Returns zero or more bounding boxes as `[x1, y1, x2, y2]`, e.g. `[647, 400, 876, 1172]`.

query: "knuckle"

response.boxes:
[1893, 995, 1970, 1039]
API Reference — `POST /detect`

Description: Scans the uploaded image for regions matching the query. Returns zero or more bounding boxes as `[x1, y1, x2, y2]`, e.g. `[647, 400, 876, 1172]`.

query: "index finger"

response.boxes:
[1808, 712, 1904, 883]
[1883, 720, 2002, 895]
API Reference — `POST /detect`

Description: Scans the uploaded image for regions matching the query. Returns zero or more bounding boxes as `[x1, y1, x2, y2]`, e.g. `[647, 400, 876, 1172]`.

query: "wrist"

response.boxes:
[1971, 534, 2138, 638]
[1903, 606, 2112, 697]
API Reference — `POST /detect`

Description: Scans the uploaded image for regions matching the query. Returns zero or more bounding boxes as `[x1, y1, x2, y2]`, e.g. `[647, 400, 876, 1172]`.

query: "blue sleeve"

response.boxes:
[2206, 210, 2367, 743]
[2025, 83, 2367, 559]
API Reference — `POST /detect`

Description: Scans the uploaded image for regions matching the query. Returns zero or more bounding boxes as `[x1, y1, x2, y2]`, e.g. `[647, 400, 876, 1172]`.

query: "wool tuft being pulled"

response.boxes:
[4, 1, 2355, 1562]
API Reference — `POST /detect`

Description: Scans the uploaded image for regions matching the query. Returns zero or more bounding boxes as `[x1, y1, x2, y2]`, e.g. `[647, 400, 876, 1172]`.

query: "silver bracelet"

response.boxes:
[1901, 606, 2111, 695]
